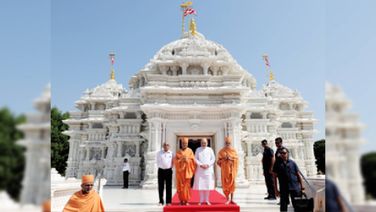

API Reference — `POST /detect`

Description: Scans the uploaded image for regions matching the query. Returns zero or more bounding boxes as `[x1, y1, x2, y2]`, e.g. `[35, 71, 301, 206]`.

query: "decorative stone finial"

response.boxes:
[190, 18, 197, 36]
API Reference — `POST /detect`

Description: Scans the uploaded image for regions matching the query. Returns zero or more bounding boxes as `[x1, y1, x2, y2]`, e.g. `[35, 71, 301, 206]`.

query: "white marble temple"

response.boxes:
[17, 84, 51, 205]
[63, 30, 317, 189]
[326, 83, 366, 204]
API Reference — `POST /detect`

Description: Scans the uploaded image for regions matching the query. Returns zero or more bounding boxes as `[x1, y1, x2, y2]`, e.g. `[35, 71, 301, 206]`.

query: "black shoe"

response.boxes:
[268, 197, 277, 200]
[264, 196, 270, 199]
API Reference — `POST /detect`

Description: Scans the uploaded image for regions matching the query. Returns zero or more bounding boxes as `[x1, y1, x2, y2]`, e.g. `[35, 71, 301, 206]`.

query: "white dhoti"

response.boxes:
[193, 147, 215, 203]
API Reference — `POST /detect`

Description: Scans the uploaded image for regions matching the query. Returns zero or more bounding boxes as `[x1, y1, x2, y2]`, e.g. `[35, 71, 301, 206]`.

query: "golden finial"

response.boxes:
[269, 71, 274, 81]
[190, 18, 197, 36]
[109, 52, 116, 80]
[110, 69, 115, 80]
[181, 1, 196, 35]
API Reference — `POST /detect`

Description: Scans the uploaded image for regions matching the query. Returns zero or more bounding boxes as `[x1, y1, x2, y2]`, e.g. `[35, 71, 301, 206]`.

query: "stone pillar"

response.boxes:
[181, 63, 188, 75]
[171, 66, 178, 76]
[202, 63, 209, 75]
[86, 148, 90, 161]
[303, 139, 316, 176]
[227, 119, 250, 188]
[348, 150, 365, 204]
[66, 139, 77, 177]
[293, 147, 298, 160]
[159, 65, 168, 75]
[101, 147, 105, 159]
[142, 118, 161, 189]
[117, 142, 122, 157]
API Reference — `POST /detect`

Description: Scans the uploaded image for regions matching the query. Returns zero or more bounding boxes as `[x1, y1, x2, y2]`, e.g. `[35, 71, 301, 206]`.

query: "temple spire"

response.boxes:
[180, 1, 196, 35]
[262, 53, 274, 81]
[109, 52, 115, 80]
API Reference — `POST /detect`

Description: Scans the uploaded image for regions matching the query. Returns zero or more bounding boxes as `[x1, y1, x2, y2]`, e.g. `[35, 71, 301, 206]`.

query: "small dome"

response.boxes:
[262, 80, 300, 98]
[80, 79, 126, 102]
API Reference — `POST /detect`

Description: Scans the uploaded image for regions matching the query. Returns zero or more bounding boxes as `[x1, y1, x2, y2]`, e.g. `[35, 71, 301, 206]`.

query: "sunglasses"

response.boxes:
[280, 152, 287, 155]
[84, 184, 94, 187]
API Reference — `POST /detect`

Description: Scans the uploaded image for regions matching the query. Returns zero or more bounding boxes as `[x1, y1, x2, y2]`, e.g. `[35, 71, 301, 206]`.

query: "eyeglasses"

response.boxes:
[84, 184, 94, 187]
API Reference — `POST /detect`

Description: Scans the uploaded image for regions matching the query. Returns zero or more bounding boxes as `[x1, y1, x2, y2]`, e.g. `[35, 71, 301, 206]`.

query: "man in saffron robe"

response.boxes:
[217, 136, 239, 205]
[174, 137, 196, 205]
[63, 175, 105, 212]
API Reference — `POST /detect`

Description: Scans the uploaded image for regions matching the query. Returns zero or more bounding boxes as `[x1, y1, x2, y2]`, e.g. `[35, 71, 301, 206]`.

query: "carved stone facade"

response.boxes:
[326, 83, 365, 204]
[18, 84, 51, 205]
[64, 31, 316, 188]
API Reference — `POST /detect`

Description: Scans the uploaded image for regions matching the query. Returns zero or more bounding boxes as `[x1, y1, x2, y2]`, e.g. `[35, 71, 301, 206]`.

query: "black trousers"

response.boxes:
[123, 171, 129, 188]
[263, 170, 276, 198]
[158, 168, 172, 204]
[280, 189, 301, 212]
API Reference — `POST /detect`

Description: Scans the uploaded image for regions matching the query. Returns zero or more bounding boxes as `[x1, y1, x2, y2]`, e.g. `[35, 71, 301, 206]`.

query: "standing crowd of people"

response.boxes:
[159, 136, 238, 206]
[62, 136, 307, 212]
[262, 137, 306, 211]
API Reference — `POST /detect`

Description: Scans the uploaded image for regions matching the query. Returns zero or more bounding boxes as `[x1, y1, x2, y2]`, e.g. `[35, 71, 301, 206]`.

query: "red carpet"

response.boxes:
[163, 190, 240, 212]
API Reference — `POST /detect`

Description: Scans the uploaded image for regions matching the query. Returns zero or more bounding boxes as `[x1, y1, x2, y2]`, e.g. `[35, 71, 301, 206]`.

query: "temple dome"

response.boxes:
[76, 79, 126, 104]
[139, 31, 254, 79]
[262, 80, 301, 98]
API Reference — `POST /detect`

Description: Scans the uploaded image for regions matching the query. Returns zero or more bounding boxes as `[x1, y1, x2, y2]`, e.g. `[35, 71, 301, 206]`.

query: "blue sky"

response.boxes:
[2, 0, 375, 152]
[0, 0, 50, 114]
[326, 0, 376, 153]
[51, 0, 326, 141]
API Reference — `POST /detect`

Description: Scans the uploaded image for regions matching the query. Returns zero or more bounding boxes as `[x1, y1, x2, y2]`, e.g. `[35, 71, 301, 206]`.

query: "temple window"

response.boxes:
[279, 102, 290, 110]
[92, 123, 103, 129]
[124, 112, 137, 119]
[281, 122, 293, 128]
[250, 112, 263, 119]
[177, 68, 182, 75]
[187, 65, 203, 75]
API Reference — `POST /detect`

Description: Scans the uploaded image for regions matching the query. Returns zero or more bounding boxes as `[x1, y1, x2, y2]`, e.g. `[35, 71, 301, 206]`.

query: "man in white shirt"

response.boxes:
[193, 138, 215, 205]
[156, 142, 174, 206]
[122, 158, 130, 189]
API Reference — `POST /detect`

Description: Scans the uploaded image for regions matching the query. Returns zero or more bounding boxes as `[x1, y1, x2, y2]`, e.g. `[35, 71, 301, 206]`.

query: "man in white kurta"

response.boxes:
[193, 138, 215, 205]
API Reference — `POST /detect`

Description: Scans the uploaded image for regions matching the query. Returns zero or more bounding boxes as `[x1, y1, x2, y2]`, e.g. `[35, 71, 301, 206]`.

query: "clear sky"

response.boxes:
[326, 0, 376, 153]
[8, 0, 376, 147]
[51, 0, 325, 140]
[0, 0, 50, 114]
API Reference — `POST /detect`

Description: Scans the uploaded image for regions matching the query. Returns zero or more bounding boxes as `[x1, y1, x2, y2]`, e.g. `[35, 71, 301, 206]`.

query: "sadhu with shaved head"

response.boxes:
[173, 137, 196, 205]
[63, 175, 105, 212]
[217, 136, 239, 204]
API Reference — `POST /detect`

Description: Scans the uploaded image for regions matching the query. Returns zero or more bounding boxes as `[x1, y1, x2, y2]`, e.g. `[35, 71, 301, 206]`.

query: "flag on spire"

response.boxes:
[262, 54, 270, 68]
[109, 53, 115, 65]
[183, 8, 197, 16]
[109, 52, 116, 80]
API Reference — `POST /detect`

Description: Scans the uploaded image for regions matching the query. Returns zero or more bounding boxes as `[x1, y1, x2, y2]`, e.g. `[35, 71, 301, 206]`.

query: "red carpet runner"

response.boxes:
[164, 190, 240, 212]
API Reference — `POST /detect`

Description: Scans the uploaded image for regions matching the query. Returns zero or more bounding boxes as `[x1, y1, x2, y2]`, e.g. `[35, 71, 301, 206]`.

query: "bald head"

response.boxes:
[181, 137, 189, 149]
[225, 136, 232, 147]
